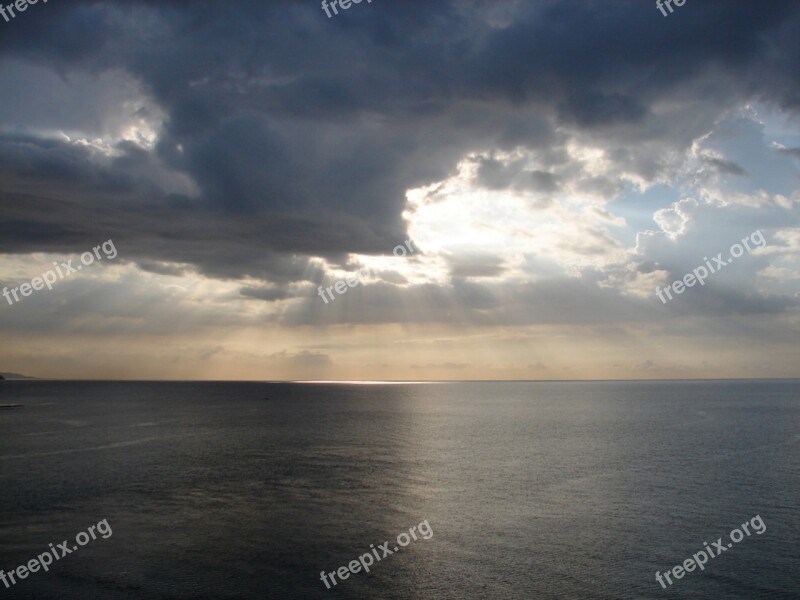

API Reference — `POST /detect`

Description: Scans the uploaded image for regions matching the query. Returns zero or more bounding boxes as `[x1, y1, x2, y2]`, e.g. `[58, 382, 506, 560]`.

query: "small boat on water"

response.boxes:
[0, 404, 22, 409]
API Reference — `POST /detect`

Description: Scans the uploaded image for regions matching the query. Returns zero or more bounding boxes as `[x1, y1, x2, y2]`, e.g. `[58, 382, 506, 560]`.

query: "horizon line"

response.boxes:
[2, 377, 799, 383]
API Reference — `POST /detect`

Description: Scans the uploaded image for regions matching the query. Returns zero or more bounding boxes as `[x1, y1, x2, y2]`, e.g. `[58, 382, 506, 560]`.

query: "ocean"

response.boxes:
[0, 380, 798, 599]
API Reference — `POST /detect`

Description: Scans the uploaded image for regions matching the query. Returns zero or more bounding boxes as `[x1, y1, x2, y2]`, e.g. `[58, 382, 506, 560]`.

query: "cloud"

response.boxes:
[777, 146, 800, 159]
[1, 0, 799, 379]
[268, 350, 333, 370]
[447, 253, 506, 278]
[411, 362, 469, 370]
[701, 156, 748, 176]
[240, 286, 295, 302]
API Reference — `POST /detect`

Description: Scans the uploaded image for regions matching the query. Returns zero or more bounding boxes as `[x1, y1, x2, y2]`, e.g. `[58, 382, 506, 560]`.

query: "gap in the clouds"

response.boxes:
[610, 183, 681, 245]
[402, 153, 632, 281]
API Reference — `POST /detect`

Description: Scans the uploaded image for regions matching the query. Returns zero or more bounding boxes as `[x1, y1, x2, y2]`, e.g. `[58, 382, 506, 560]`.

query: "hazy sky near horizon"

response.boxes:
[0, 0, 798, 380]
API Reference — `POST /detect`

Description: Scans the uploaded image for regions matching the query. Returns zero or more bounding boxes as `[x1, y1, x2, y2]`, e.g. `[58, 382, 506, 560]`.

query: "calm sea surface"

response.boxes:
[0, 380, 798, 599]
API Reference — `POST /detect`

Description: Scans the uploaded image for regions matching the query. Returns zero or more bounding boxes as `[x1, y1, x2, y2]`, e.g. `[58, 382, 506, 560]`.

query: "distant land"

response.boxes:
[0, 372, 37, 380]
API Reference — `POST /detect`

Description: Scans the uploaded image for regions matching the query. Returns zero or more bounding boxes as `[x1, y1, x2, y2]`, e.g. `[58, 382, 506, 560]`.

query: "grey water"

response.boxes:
[0, 380, 798, 599]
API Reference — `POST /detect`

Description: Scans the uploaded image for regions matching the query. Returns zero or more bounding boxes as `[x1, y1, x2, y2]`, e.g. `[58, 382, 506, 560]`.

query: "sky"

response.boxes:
[0, 0, 798, 381]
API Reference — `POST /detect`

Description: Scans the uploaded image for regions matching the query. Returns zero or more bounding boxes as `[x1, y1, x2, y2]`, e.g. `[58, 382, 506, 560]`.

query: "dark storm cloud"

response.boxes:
[701, 157, 748, 176]
[469, 1, 798, 109]
[1, 0, 799, 290]
[528, 170, 561, 193]
[136, 260, 190, 277]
